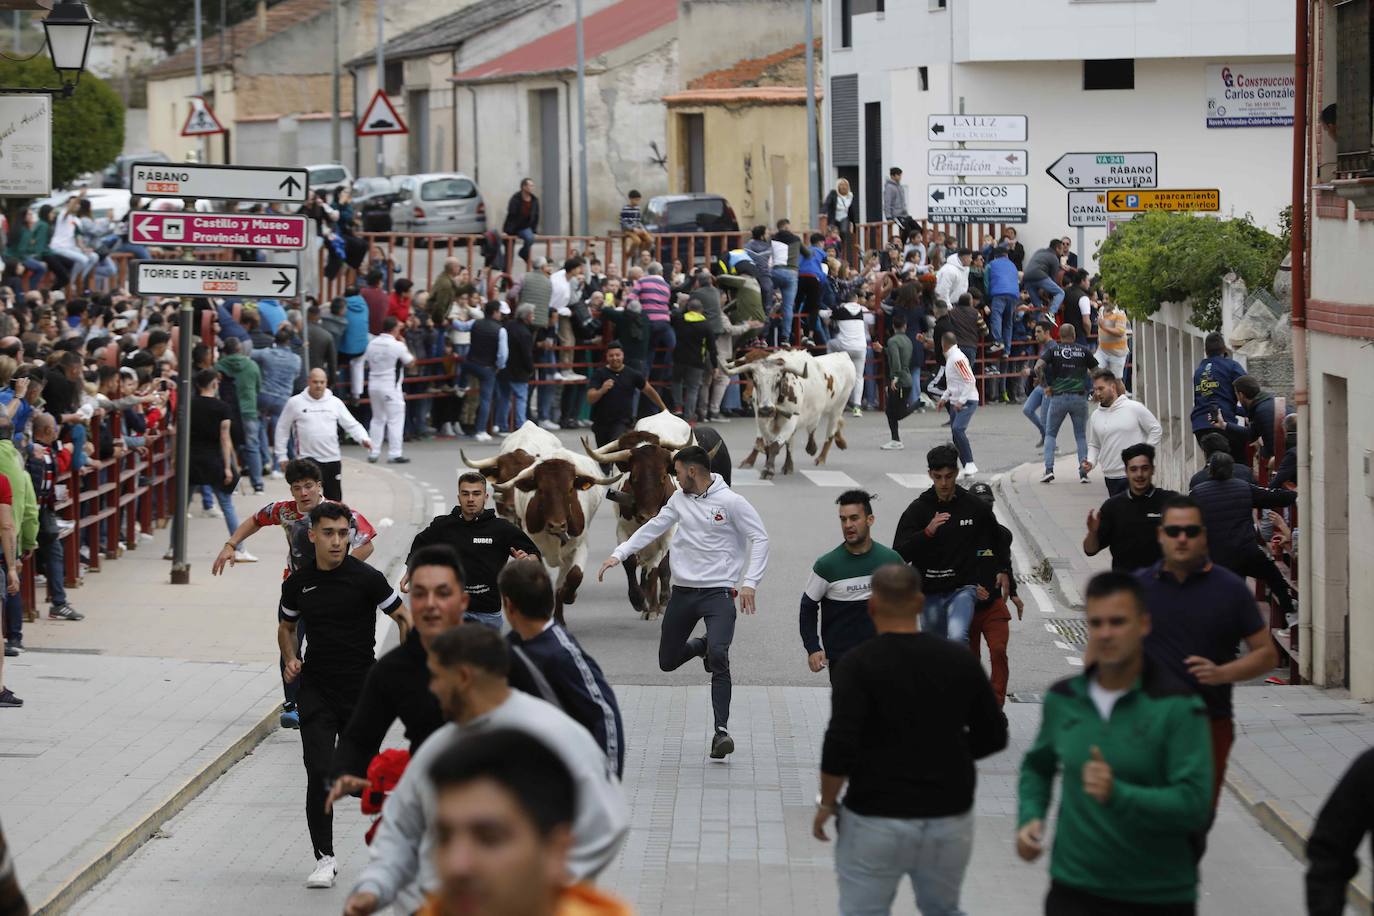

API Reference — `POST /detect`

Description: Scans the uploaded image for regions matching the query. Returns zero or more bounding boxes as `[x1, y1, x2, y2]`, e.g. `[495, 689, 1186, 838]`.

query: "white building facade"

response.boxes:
[823, 0, 1294, 263]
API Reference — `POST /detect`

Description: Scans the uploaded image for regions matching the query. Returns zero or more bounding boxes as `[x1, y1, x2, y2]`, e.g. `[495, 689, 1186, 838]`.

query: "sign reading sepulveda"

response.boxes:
[181, 96, 225, 137]
[0, 95, 51, 197]
[1046, 152, 1158, 189]
[1205, 63, 1296, 128]
[132, 261, 299, 298]
[130, 162, 309, 204]
[927, 183, 1028, 223]
[927, 114, 1028, 142]
[927, 149, 1028, 178]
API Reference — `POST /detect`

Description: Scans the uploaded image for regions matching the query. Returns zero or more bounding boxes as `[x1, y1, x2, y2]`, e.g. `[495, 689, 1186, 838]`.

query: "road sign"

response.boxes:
[928, 114, 1027, 142]
[129, 212, 309, 250]
[1106, 189, 1220, 213]
[180, 96, 225, 137]
[1046, 152, 1158, 190]
[927, 149, 1027, 178]
[130, 162, 309, 204]
[0, 95, 51, 196]
[1067, 191, 1109, 227]
[131, 261, 299, 298]
[356, 89, 407, 137]
[927, 183, 1027, 223]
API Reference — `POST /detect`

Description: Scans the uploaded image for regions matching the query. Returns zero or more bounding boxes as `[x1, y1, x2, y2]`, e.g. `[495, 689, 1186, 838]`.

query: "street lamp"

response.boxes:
[40, 0, 95, 94]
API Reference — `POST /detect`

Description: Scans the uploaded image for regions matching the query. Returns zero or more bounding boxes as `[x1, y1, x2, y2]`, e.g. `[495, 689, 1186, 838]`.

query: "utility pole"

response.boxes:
[330, 0, 341, 163]
[575, 0, 589, 236]
[12, 11, 19, 54]
[375, 0, 385, 177]
[805, 0, 818, 232]
[194, 0, 205, 162]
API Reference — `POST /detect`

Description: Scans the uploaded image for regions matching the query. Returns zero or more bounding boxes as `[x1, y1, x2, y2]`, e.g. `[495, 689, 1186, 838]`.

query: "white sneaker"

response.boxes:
[269, 470, 284, 480]
[880, 440, 905, 450]
[538, 419, 560, 431]
[197, 506, 223, 519]
[560, 371, 587, 382]
[234, 550, 259, 563]
[438, 422, 457, 437]
[473, 432, 493, 443]
[851, 406, 863, 417]
[961, 462, 979, 478]
[305, 855, 337, 889]
[55, 519, 75, 533]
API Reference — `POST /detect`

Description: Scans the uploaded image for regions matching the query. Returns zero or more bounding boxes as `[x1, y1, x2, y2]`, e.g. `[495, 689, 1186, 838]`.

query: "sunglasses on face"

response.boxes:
[1162, 525, 1204, 539]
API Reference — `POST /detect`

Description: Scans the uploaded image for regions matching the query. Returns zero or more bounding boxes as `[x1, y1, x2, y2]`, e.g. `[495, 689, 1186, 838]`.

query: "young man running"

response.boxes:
[598, 444, 769, 760]
[967, 482, 1016, 708]
[799, 490, 902, 682]
[279, 502, 406, 890]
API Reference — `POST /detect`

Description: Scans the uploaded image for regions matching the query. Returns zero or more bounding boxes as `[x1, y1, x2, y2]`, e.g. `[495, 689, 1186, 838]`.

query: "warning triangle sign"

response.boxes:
[356, 89, 408, 137]
[180, 95, 225, 137]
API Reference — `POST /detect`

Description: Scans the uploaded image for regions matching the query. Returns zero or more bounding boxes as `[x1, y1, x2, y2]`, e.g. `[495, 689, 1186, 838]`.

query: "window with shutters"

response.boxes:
[1336, 0, 1374, 176]
[831, 75, 859, 167]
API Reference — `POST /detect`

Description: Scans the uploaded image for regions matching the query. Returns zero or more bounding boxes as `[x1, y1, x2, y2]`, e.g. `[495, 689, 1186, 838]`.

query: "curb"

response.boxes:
[992, 467, 1085, 612]
[33, 700, 283, 916]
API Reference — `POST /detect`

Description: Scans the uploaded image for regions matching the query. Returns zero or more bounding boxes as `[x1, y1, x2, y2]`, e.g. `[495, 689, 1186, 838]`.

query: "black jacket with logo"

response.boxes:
[892, 486, 998, 593]
[407, 508, 540, 615]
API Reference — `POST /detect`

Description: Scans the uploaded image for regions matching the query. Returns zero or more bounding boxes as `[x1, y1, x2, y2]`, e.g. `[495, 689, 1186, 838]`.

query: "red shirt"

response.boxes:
[0, 473, 12, 506]
[386, 292, 411, 324]
[252, 499, 377, 576]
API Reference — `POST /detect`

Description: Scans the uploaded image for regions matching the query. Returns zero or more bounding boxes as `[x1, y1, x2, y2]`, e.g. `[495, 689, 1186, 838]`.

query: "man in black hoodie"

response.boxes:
[892, 444, 1006, 643]
[402, 472, 540, 628]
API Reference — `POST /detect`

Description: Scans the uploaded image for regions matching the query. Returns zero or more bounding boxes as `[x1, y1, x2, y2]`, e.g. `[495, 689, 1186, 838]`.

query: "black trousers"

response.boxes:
[280, 617, 306, 704]
[886, 388, 914, 440]
[1223, 544, 1295, 614]
[658, 586, 736, 730]
[1046, 881, 1195, 916]
[313, 459, 343, 502]
[297, 676, 357, 859]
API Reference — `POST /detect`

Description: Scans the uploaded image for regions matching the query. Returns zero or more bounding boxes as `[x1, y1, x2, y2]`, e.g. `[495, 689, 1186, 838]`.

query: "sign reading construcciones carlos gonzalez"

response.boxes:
[1205, 63, 1295, 128]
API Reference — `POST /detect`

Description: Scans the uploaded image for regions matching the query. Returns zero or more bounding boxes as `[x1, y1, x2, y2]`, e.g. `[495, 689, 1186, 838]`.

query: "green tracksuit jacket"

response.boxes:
[0, 440, 38, 553]
[1018, 658, 1213, 905]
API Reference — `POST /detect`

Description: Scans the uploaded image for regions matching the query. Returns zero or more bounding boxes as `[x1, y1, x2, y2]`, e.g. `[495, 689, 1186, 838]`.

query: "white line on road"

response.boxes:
[1065, 656, 1083, 667]
[886, 472, 933, 490]
[1054, 640, 1073, 651]
[800, 470, 862, 488]
[1044, 623, 1057, 634]
[731, 469, 774, 487]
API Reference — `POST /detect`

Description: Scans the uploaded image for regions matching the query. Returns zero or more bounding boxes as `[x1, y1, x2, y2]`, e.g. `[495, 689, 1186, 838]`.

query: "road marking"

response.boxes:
[1054, 640, 1073, 651]
[1065, 656, 1083, 667]
[731, 469, 774, 487]
[800, 470, 861, 488]
[886, 473, 933, 490]
[1028, 581, 1055, 614]
[1044, 623, 1057, 634]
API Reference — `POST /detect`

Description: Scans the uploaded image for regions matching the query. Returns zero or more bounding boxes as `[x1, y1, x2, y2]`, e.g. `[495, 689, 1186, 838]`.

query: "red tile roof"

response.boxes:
[147, 0, 329, 79]
[451, 0, 676, 82]
[686, 40, 820, 91]
[663, 86, 819, 106]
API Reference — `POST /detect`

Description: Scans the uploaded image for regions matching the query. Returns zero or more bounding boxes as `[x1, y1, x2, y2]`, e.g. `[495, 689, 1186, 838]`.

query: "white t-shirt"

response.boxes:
[51, 212, 79, 250]
[1088, 678, 1128, 720]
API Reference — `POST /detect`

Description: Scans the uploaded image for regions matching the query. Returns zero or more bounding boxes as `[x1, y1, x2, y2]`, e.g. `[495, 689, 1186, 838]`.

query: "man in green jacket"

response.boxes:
[881, 312, 915, 450]
[1018, 570, 1213, 913]
[0, 414, 39, 658]
[214, 337, 265, 492]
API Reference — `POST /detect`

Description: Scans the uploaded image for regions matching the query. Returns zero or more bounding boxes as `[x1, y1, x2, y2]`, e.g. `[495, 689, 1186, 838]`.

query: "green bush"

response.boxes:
[1097, 211, 1285, 331]
[0, 55, 124, 190]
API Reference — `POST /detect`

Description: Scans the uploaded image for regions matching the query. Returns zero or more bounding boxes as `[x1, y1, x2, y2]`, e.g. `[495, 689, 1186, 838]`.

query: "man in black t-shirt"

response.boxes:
[586, 341, 667, 447]
[1083, 443, 1177, 572]
[278, 502, 406, 890]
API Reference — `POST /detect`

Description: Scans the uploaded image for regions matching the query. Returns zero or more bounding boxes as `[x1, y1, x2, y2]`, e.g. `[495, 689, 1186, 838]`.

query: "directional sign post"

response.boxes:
[130, 162, 308, 204]
[129, 212, 310, 250]
[927, 184, 1027, 223]
[1067, 191, 1109, 228]
[928, 114, 1027, 143]
[1046, 152, 1158, 190]
[1106, 189, 1220, 213]
[927, 149, 1028, 178]
[131, 261, 299, 299]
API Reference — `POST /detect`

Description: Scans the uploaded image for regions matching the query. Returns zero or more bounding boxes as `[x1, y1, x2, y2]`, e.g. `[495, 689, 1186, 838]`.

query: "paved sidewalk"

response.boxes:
[4, 457, 422, 913]
[995, 457, 1374, 903]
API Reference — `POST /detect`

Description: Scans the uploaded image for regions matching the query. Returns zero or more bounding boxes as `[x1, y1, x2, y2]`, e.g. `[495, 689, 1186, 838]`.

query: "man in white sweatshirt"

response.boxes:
[363, 316, 415, 464]
[343, 625, 627, 916]
[1082, 368, 1163, 496]
[598, 444, 769, 760]
[274, 368, 370, 501]
[934, 247, 971, 307]
[938, 331, 981, 479]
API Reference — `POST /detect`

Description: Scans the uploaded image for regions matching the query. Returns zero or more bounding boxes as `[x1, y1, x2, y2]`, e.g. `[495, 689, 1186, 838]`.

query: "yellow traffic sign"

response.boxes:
[1105, 189, 1220, 213]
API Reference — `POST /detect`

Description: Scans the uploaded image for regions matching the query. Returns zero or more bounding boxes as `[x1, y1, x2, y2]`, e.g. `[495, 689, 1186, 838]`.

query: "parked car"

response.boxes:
[388, 173, 486, 238]
[29, 188, 132, 223]
[306, 163, 354, 198]
[353, 176, 400, 232]
[101, 152, 171, 190]
[642, 193, 739, 264]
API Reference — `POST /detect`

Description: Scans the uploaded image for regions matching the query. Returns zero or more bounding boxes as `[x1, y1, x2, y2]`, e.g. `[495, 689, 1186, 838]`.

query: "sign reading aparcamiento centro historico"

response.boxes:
[1206, 63, 1295, 128]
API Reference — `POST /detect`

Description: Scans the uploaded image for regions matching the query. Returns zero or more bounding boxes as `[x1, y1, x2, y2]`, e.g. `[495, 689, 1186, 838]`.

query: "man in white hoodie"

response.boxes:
[274, 368, 371, 500]
[598, 444, 770, 760]
[1082, 368, 1162, 496]
[934, 247, 971, 307]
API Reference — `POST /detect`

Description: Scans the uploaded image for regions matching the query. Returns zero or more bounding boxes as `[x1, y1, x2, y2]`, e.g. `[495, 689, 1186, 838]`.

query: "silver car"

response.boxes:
[389, 173, 486, 235]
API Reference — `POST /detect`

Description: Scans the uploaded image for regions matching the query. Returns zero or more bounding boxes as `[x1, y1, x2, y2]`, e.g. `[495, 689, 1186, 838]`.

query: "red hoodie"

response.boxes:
[387, 291, 412, 323]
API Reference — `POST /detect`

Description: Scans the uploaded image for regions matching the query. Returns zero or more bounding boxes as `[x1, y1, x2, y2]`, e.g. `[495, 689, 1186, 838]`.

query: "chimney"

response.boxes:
[257, 1, 268, 39]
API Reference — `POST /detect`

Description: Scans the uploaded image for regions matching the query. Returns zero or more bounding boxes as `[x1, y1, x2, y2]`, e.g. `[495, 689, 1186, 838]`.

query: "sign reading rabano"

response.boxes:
[0, 96, 51, 197]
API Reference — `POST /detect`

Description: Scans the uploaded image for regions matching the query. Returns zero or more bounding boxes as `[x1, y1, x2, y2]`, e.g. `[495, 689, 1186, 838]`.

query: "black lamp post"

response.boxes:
[40, 0, 95, 96]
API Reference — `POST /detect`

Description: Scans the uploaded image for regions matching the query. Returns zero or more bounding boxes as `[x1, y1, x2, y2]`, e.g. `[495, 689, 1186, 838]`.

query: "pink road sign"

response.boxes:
[128, 212, 309, 251]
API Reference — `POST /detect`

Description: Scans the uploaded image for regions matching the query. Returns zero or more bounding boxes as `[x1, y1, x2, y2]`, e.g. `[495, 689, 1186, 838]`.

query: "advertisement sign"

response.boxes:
[0, 95, 51, 197]
[927, 149, 1027, 177]
[927, 183, 1027, 223]
[1205, 63, 1295, 128]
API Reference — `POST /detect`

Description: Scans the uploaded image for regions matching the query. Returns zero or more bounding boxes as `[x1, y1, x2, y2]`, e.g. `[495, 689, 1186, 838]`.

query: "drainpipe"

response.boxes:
[467, 85, 479, 181]
[561, 76, 575, 237]
[451, 48, 459, 172]
[1291, 0, 1312, 680]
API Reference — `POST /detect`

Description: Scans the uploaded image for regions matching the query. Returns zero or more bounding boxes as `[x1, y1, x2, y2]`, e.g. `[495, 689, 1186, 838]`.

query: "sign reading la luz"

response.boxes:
[928, 184, 1027, 223]
[131, 162, 308, 204]
[1046, 152, 1157, 189]
[0, 95, 51, 197]
[132, 261, 299, 298]
[1106, 189, 1220, 213]
[928, 149, 1027, 178]
[928, 114, 1027, 143]
[130, 212, 308, 250]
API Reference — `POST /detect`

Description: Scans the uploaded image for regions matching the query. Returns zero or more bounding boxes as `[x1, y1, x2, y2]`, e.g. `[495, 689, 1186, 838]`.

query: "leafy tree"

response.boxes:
[1097, 211, 1285, 331]
[0, 55, 124, 189]
[89, 0, 267, 57]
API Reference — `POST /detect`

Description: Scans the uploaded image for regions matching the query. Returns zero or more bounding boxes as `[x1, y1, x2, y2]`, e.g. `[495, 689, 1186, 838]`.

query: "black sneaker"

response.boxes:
[0, 687, 22, 708]
[710, 728, 735, 759]
[388, 456, 411, 464]
[49, 603, 84, 621]
[1039, 471, 1055, 484]
[3, 642, 17, 657]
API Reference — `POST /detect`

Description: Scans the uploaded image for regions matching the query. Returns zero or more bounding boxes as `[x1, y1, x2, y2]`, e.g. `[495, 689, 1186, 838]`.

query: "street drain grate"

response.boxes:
[1048, 619, 1089, 645]
[1007, 692, 1043, 704]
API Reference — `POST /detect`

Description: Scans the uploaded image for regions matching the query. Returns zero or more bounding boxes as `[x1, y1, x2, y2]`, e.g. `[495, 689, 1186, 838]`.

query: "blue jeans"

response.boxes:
[199, 484, 214, 510]
[1044, 393, 1089, 474]
[239, 416, 265, 489]
[494, 378, 528, 431]
[1023, 386, 1049, 437]
[989, 295, 1017, 350]
[648, 321, 675, 387]
[771, 268, 798, 343]
[258, 397, 287, 466]
[37, 526, 68, 608]
[921, 584, 977, 643]
[467, 363, 497, 434]
[1025, 276, 1064, 315]
[208, 485, 240, 536]
[950, 401, 977, 466]
[535, 347, 560, 423]
[464, 610, 503, 629]
[835, 807, 974, 916]
[514, 228, 536, 263]
[21, 258, 46, 288]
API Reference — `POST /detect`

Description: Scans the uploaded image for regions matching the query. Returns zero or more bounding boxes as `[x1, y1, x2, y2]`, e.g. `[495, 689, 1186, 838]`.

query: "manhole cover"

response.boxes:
[1048, 619, 1089, 645]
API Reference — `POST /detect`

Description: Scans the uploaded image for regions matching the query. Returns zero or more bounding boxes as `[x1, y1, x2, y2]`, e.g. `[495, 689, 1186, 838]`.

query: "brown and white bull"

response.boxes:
[460, 421, 563, 525]
[727, 348, 856, 478]
[494, 448, 622, 625]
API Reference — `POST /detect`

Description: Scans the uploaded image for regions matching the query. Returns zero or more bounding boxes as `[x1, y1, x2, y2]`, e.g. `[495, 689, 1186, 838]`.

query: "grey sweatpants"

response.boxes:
[658, 585, 736, 730]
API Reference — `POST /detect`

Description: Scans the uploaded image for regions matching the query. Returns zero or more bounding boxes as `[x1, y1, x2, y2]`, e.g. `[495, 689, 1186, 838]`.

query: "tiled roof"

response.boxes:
[345, 0, 545, 68]
[146, 0, 329, 80]
[451, 0, 676, 83]
[684, 40, 821, 91]
[663, 87, 818, 106]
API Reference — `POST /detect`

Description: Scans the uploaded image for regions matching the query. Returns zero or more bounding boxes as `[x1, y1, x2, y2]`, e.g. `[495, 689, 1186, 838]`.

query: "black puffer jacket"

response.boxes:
[1189, 478, 1296, 565]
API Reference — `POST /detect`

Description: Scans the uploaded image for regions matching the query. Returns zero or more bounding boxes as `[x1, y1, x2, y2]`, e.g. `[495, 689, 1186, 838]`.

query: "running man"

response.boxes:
[598, 444, 769, 760]
[799, 490, 902, 682]
[274, 368, 371, 501]
[937, 331, 980, 478]
[967, 481, 1016, 708]
[279, 502, 406, 889]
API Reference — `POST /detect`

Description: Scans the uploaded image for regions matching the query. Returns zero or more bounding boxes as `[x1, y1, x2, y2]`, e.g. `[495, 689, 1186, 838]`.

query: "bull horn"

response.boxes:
[588, 472, 625, 487]
[781, 363, 809, 378]
[658, 434, 692, 452]
[724, 361, 754, 376]
[492, 462, 538, 492]
[460, 449, 500, 470]
[579, 436, 619, 459]
[706, 440, 722, 461]
[585, 440, 633, 465]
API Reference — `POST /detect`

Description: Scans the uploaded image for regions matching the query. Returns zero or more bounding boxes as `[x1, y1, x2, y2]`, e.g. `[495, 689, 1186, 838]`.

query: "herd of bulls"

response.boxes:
[459, 346, 857, 623]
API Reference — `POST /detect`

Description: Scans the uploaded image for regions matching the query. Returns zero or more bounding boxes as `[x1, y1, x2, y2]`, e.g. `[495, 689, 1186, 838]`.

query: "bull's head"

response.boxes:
[494, 458, 623, 545]
[727, 354, 806, 419]
[462, 448, 536, 522]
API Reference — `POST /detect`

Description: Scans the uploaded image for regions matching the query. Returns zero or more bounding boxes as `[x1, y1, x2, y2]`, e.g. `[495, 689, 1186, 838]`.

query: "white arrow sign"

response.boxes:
[130, 162, 309, 204]
[927, 184, 1027, 223]
[1046, 152, 1158, 190]
[131, 261, 299, 299]
[927, 149, 1028, 177]
[928, 114, 1027, 142]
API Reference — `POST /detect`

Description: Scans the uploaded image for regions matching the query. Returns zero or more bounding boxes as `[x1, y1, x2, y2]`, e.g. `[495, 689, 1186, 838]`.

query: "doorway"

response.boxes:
[1321, 374, 1350, 688]
[532, 88, 562, 236]
[681, 113, 706, 192]
[863, 102, 883, 223]
[408, 90, 430, 175]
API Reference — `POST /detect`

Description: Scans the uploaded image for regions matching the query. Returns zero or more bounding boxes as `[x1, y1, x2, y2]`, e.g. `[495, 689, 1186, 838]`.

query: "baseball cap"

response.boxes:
[967, 481, 994, 504]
